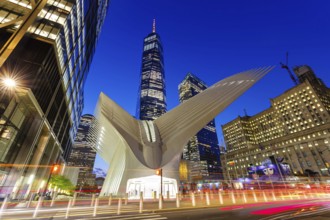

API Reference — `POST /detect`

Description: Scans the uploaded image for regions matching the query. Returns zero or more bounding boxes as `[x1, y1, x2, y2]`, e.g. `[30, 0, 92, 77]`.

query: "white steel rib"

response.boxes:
[95, 66, 274, 170]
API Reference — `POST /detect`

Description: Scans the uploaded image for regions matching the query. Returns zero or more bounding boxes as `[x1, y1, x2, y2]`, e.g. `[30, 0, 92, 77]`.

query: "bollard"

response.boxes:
[72, 192, 77, 207]
[93, 198, 99, 217]
[166, 191, 170, 200]
[125, 193, 128, 205]
[200, 191, 203, 200]
[32, 196, 43, 218]
[50, 191, 57, 207]
[65, 199, 72, 219]
[206, 192, 210, 206]
[272, 191, 277, 201]
[262, 191, 268, 202]
[289, 191, 293, 200]
[210, 191, 214, 200]
[231, 191, 236, 204]
[0, 195, 9, 218]
[303, 191, 307, 199]
[191, 192, 196, 207]
[252, 191, 258, 202]
[117, 198, 122, 215]
[153, 191, 157, 201]
[242, 191, 247, 203]
[311, 189, 315, 198]
[323, 189, 328, 198]
[218, 191, 223, 205]
[316, 189, 321, 198]
[139, 192, 143, 213]
[309, 190, 314, 199]
[91, 194, 95, 207]
[159, 193, 163, 209]
[280, 191, 285, 200]
[176, 193, 180, 208]
[108, 193, 112, 206]
[26, 193, 35, 208]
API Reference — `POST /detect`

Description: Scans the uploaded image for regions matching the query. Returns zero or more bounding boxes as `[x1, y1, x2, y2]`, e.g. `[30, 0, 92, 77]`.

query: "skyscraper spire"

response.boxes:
[137, 19, 166, 120]
[152, 19, 156, 33]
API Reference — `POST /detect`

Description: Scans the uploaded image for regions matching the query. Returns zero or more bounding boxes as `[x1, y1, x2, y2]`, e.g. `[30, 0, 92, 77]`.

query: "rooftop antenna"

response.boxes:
[152, 19, 156, 33]
[243, 108, 248, 117]
[280, 52, 298, 85]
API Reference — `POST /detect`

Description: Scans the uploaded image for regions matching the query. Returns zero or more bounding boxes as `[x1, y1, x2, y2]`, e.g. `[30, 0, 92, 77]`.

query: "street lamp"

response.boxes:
[2, 78, 16, 88]
[0, 77, 18, 138]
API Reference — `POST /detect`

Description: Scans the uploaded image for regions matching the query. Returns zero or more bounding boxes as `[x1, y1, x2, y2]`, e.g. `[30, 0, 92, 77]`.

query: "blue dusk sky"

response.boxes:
[84, 0, 330, 172]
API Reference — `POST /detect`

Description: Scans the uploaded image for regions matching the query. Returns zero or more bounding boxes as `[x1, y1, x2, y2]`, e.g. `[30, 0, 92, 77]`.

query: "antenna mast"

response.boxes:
[152, 19, 156, 33]
[243, 109, 248, 117]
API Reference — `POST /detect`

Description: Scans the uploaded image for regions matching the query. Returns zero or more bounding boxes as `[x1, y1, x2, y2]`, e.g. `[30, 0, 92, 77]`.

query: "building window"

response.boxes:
[306, 161, 312, 167]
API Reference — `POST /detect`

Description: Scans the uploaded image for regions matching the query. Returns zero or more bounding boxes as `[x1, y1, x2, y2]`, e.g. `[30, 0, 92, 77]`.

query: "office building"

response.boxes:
[68, 114, 97, 188]
[0, 0, 109, 198]
[179, 73, 221, 181]
[137, 20, 166, 120]
[221, 65, 330, 180]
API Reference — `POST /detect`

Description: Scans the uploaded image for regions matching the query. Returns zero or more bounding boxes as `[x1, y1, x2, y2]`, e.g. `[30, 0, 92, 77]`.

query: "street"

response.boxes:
[0, 193, 329, 220]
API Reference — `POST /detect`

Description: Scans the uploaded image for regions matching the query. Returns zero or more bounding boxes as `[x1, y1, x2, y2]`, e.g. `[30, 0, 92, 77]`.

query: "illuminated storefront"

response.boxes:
[126, 175, 177, 199]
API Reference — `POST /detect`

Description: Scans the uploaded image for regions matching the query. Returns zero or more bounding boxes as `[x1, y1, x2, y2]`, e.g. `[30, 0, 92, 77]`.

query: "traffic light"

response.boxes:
[156, 169, 162, 176]
[52, 164, 60, 173]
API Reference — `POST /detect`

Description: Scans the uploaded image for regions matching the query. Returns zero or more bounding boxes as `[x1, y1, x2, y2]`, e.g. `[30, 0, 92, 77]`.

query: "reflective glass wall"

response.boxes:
[0, 0, 110, 198]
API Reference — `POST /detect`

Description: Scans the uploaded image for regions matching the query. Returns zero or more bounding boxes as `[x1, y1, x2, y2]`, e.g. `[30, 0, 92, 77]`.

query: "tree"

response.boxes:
[50, 175, 75, 192]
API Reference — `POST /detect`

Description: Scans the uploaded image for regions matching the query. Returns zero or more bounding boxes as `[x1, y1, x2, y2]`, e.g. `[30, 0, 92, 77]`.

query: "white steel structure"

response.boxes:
[94, 67, 274, 198]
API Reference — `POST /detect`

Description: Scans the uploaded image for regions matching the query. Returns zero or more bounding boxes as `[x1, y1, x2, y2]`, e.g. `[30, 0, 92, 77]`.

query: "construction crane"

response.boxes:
[280, 52, 298, 85]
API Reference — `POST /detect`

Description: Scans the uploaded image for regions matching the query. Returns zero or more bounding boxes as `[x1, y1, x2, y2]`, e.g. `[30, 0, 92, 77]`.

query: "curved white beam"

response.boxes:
[95, 67, 274, 170]
[156, 66, 274, 166]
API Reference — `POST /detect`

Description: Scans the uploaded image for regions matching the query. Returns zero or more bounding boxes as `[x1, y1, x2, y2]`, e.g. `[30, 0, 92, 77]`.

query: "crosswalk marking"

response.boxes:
[78, 213, 167, 220]
[36, 206, 168, 219]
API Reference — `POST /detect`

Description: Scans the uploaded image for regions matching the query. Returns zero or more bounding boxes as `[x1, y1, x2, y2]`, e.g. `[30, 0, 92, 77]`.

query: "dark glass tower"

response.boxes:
[137, 20, 166, 120]
[179, 73, 222, 181]
[68, 114, 97, 188]
[0, 0, 109, 198]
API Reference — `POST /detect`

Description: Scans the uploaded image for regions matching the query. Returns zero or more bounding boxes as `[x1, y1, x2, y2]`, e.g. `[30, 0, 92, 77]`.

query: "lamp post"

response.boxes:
[0, 77, 17, 137]
[2, 78, 16, 88]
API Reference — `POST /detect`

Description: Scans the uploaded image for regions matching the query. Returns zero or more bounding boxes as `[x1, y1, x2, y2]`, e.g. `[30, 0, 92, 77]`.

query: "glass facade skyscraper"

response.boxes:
[137, 20, 166, 120]
[68, 114, 97, 188]
[179, 73, 222, 181]
[0, 0, 109, 198]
